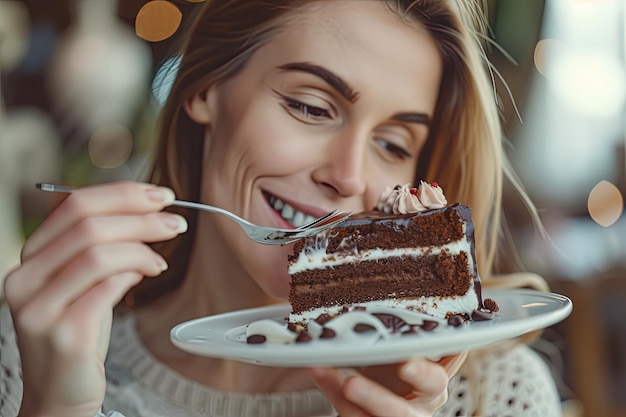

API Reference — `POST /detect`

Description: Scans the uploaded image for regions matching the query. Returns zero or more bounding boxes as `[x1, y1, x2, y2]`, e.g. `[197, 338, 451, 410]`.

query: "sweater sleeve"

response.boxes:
[0, 302, 23, 417]
[95, 407, 127, 417]
[436, 342, 562, 417]
[0, 303, 126, 417]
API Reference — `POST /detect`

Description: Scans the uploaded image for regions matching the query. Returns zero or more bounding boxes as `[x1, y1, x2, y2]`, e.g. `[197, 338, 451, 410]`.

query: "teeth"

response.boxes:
[268, 195, 315, 227]
[292, 211, 305, 227]
[282, 204, 294, 219]
[267, 195, 284, 210]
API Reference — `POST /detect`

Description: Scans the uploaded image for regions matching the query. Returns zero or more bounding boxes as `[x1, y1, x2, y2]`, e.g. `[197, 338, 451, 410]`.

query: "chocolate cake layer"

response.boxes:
[288, 204, 472, 263]
[289, 253, 472, 314]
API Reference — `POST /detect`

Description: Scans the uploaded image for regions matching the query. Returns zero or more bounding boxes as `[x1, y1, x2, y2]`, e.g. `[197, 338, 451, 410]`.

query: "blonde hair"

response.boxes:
[127, 0, 545, 306]
[388, 1, 545, 286]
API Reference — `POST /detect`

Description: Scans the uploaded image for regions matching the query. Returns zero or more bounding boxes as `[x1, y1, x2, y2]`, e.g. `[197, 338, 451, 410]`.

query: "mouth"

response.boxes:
[264, 192, 317, 228]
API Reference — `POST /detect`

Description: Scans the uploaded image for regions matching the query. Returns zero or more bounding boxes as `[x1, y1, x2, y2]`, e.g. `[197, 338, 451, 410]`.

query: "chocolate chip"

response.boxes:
[354, 324, 376, 333]
[354, 306, 367, 311]
[483, 298, 500, 312]
[295, 331, 313, 343]
[402, 326, 418, 335]
[394, 185, 402, 190]
[246, 334, 267, 344]
[472, 308, 495, 321]
[314, 313, 331, 325]
[287, 322, 298, 332]
[420, 320, 439, 331]
[320, 327, 336, 339]
[447, 315, 465, 327]
[341, 305, 350, 313]
[373, 313, 408, 333]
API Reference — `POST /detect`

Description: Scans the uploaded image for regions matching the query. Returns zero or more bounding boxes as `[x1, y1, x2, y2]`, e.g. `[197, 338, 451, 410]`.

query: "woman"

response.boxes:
[1, 1, 561, 416]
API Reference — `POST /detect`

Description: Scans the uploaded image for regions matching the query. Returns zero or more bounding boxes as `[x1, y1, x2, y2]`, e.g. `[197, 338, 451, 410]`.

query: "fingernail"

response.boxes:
[154, 253, 168, 271]
[147, 187, 175, 205]
[160, 213, 188, 233]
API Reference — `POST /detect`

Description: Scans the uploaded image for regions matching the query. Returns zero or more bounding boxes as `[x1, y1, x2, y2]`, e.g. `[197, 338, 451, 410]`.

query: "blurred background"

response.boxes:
[0, 1, 624, 416]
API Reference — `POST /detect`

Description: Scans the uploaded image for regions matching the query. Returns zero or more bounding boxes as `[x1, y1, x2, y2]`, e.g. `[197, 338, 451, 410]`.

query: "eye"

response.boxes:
[283, 97, 332, 122]
[282, 97, 331, 120]
[375, 138, 412, 160]
[272, 87, 336, 124]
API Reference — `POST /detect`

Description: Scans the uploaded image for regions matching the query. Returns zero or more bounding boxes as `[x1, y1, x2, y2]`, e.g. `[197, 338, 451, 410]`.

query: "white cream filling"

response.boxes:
[289, 240, 473, 274]
[289, 220, 473, 273]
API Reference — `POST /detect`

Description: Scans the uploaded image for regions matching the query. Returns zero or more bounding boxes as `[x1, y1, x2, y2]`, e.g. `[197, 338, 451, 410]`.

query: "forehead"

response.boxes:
[257, 1, 442, 109]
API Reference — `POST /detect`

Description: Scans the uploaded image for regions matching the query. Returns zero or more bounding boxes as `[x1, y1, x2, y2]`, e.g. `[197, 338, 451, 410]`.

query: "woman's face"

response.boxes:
[189, 1, 442, 297]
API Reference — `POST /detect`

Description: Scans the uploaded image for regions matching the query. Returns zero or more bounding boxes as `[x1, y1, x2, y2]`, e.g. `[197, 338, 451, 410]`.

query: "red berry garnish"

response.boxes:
[409, 187, 418, 195]
[431, 182, 438, 188]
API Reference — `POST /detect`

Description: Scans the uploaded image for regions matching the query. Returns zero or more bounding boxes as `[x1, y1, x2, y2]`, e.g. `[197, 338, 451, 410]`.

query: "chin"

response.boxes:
[256, 267, 291, 300]
[244, 244, 293, 300]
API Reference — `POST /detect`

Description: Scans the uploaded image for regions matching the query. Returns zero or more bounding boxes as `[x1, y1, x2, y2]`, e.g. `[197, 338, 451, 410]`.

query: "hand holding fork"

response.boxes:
[37, 183, 351, 244]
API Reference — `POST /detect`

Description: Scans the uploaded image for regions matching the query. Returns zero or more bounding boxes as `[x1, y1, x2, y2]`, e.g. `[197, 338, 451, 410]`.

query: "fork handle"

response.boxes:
[36, 183, 249, 224]
[37, 183, 74, 193]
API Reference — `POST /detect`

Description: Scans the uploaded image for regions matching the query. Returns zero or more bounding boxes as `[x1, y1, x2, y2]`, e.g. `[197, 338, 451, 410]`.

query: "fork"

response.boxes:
[36, 183, 351, 245]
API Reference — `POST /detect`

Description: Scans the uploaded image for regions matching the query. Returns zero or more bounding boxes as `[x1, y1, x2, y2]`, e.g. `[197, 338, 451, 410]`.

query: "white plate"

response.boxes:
[170, 289, 572, 367]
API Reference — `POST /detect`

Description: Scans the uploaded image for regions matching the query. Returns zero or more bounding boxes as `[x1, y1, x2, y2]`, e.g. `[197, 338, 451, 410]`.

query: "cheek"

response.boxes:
[216, 109, 320, 177]
[365, 162, 417, 203]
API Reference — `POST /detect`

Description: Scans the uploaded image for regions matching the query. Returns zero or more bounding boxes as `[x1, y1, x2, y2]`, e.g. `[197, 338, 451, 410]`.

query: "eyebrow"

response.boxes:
[391, 112, 431, 125]
[277, 62, 359, 103]
[277, 61, 431, 126]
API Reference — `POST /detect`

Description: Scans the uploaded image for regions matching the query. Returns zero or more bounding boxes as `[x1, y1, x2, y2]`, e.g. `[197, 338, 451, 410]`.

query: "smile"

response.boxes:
[266, 194, 316, 228]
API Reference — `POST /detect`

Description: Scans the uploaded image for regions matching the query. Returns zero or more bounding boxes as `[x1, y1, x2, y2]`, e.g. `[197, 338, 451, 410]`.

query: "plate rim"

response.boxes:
[170, 288, 572, 367]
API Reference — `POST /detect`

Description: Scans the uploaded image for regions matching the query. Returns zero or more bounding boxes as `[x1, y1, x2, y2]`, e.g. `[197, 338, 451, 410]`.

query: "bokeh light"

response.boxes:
[88, 124, 134, 169]
[587, 180, 624, 227]
[533, 38, 563, 78]
[549, 50, 626, 118]
[0, 1, 30, 72]
[135, 1, 183, 42]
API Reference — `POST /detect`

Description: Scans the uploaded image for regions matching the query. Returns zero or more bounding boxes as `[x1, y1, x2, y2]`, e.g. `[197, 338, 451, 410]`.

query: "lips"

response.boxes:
[266, 193, 316, 228]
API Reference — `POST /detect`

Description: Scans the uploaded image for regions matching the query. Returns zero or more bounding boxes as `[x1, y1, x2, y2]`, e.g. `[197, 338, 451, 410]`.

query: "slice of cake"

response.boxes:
[287, 182, 491, 328]
[245, 182, 498, 344]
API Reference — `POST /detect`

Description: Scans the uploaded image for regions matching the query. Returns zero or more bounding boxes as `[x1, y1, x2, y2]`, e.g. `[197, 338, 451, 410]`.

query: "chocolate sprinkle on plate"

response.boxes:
[420, 320, 439, 331]
[472, 308, 495, 321]
[483, 298, 500, 312]
[246, 334, 267, 344]
[314, 313, 332, 325]
[296, 331, 313, 343]
[320, 327, 336, 339]
[447, 315, 465, 327]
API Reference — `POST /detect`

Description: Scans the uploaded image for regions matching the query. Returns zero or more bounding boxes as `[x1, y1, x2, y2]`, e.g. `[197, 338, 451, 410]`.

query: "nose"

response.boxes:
[311, 129, 368, 198]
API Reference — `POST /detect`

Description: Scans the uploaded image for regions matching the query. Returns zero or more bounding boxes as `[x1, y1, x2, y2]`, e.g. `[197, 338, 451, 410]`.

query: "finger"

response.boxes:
[342, 374, 420, 417]
[307, 368, 366, 416]
[55, 272, 142, 358]
[5, 212, 186, 309]
[437, 351, 468, 378]
[357, 364, 413, 397]
[398, 359, 448, 400]
[23, 182, 176, 261]
[13, 242, 165, 324]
